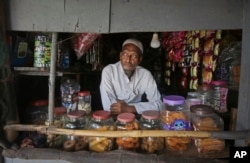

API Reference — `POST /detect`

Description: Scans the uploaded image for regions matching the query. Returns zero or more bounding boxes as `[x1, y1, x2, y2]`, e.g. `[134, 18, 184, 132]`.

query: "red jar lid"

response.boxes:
[117, 113, 135, 123]
[54, 106, 67, 116]
[92, 110, 111, 120]
[30, 99, 48, 107]
[142, 110, 159, 120]
[67, 110, 85, 119]
[78, 91, 90, 96]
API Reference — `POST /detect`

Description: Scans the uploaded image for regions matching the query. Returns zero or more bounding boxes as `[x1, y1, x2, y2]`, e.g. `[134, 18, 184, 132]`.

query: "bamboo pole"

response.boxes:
[48, 32, 58, 125]
[4, 124, 250, 139]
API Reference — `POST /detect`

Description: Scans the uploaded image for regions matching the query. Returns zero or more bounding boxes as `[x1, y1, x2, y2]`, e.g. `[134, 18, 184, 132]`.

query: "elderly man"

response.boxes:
[100, 38, 162, 114]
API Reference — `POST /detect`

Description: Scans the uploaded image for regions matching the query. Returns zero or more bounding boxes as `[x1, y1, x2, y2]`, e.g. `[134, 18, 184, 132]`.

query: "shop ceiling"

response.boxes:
[5, 0, 243, 33]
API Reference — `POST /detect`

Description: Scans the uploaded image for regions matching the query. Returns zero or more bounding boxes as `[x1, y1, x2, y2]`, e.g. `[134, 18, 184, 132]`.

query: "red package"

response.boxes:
[71, 33, 99, 59]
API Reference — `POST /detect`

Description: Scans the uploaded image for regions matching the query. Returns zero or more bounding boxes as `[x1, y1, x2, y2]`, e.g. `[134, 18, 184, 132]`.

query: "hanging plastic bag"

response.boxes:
[71, 33, 99, 60]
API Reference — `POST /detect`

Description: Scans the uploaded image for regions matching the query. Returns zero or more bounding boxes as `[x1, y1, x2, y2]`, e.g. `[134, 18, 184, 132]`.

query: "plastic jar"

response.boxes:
[190, 104, 225, 153]
[60, 79, 80, 112]
[45, 106, 67, 127]
[186, 92, 201, 110]
[65, 110, 86, 129]
[139, 110, 164, 154]
[116, 113, 139, 150]
[78, 91, 91, 115]
[63, 110, 88, 152]
[88, 110, 115, 152]
[211, 81, 228, 113]
[45, 106, 67, 149]
[161, 95, 192, 152]
[198, 84, 213, 106]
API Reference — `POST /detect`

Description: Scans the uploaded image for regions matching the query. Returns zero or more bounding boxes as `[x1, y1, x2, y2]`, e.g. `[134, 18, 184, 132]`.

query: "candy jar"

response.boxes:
[115, 113, 139, 151]
[190, 104, 225, 153]
[161, 95, 192, 152]
[139, 110, 164, 154]
[63, 110, 88, 152]
[88, 110, 115, 152]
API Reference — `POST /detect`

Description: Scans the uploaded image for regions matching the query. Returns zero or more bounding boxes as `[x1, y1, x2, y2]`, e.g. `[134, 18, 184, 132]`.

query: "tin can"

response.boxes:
[34, 33, 52, 68]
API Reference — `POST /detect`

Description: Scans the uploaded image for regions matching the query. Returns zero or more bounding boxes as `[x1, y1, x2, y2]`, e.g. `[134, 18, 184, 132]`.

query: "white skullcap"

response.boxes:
[122, 38, 143, 54]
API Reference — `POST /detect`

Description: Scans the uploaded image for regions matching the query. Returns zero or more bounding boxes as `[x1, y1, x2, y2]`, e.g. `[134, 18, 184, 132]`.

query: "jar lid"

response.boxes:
[92, 110, 111, 120]
[78, 91, 90, 96]
[199, 84, 211, 91]
[211, 80, 227, 86]
[187, 92, 200, 97]
[163, 95, 185, 105]
[117, 113, 135, 123]
[142, 110, 159, 120]
[67, 110, 85, 119]
[54, 106, 67, 116]
[190, 104, 214, 115]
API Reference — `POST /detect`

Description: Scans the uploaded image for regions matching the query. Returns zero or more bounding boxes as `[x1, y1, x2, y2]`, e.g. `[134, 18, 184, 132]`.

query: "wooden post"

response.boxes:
[48, 32, 58, 125]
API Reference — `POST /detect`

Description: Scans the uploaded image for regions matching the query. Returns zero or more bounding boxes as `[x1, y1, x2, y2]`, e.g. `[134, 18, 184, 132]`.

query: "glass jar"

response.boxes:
[60, 79, 80, 112]
[161, 95, 192, 152]
[186, 92, 201, 110]
[211, 81, 228, 113]
[139, 110, 164, 154]
[63, 110, 88, 152]
[45, 106, 67, 149]
[190, 104, 225, 153]
[198, 84, 213, 106]
[88, 110, 115, 152]
[78, 91, 92, 115]
[116, 113, 139, 150]
[64, 110, 86, 129]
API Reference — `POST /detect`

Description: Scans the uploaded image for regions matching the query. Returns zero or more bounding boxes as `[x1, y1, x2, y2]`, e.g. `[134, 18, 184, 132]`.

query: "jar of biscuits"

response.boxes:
[116, 113, 139, 150]
[88, 110, 115, 152]
[139, 110, 164, 154]
[161, 95, 192, 152]
[190, 104, 225, 153]
[63, 110, 88, 152]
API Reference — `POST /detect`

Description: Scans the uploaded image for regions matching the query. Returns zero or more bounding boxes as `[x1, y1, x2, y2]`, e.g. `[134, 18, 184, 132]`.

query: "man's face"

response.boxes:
[120, 44, 142, 73]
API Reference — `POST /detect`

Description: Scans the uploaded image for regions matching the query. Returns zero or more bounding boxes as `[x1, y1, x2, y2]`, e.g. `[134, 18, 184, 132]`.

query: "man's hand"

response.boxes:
[110, 100, 136, 114]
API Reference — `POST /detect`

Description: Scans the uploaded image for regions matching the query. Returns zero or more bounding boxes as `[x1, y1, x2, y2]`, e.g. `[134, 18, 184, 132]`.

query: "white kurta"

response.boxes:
[100, 61, 162, 114]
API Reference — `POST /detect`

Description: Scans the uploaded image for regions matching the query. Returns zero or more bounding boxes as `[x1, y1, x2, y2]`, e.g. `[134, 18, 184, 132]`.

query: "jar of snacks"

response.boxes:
[65, 110, 86, 129]
[186, 92, 201, 110]
[63, 110, 88, 152]
[139, 110, 164, 154]
[161, 95, 192, 152]
[116, 113, 139, 150]
[190, 104, 225, 153]
[88, 110, 115, 152]
[78, 91, 92, 115]
[198, 84, 212, 106]
[45, 106, 67, 149]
